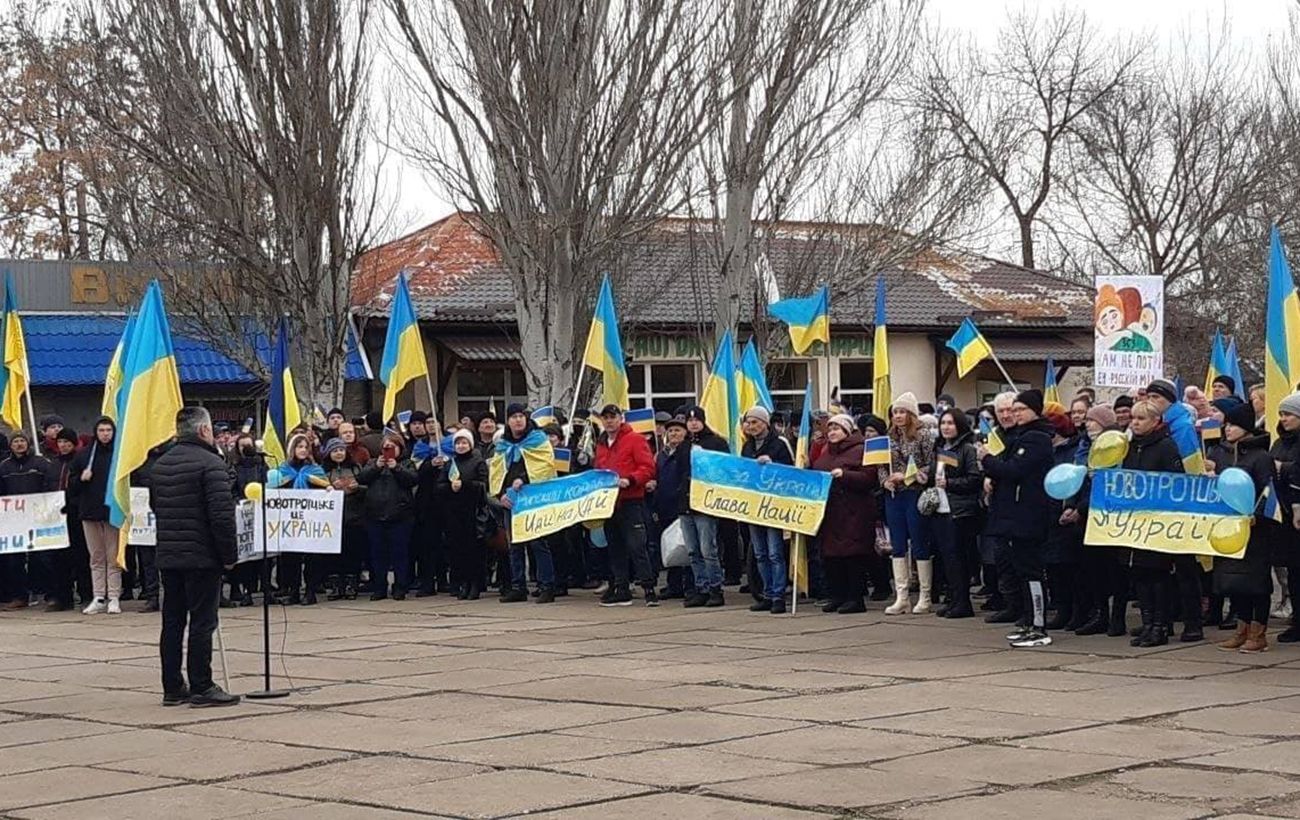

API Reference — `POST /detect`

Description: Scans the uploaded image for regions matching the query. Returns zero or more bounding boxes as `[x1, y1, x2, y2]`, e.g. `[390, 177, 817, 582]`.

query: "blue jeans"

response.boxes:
[510, 538, 555, 590]
[885, 488, 931, 560]
[366, 520, 413, 594]
[681, 513, 721, 591]
[747, 524, 787, 601]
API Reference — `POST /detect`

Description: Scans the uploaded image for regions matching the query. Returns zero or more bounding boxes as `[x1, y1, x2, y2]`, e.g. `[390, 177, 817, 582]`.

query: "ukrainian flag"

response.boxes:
[1044, 357, 1060, 407]
[380, 270, 430, 424]
[736, 338, 774, 443]
[768, 285, 830, 355]
[531, 406, 558, 427]
[946, 318, 994, 379]
[0, 273, 31, 432]
[1200, 418, 1222, 442]
[626, 407, 656, 434]
[553, 447, 572, 474]
[263, 315, 301, 466]
[1205, 328, 1230, 396]
[980, 416, 1005, 456]
[791, 380, 813, 595]
[1267, 226, 1300, 438]
[872, 277, 891, 420]
[700, 330, 740, 453]
[1164, 401, 1205, 475]
[1225, 338, 1245, 400]
[106, 281, 183, 567]
[580, 274, 630, 410]
[102, 312, 134, 421]
[862, 435, 890, 466]
[1264, 480, 1285, 523]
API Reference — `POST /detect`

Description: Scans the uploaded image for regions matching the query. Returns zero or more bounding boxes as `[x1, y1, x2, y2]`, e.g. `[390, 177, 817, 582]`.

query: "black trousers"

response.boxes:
[607, 500, 654, 588]
[411, 516, 445, 592]
[47, 513, 92, 605]
[1133, 566, 1169, 627]
[138, 546, 159, 603]
[824, 555, 868, 604]
[936, 515, 977, 611]
[1234, 593, 1272, 625]
[1171, 554, 1203, 629]
[159, 568, 222, 694]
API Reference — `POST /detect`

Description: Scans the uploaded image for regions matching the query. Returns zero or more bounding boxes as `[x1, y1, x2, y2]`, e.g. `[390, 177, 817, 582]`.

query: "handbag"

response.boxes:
[660, 519, 690, 568]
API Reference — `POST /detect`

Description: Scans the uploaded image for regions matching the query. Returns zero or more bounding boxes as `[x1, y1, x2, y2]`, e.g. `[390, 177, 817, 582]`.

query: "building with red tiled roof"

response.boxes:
[354, 213, 1095, 419]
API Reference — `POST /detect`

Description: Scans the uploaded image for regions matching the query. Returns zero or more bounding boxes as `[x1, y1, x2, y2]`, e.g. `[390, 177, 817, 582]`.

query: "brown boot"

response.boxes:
[1240, 622, 1269, 654]
[1218, 621, 1249, 650]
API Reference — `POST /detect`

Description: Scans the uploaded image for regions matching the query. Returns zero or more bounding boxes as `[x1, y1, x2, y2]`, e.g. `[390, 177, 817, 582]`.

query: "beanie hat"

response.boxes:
[1224, 402, 1258, 432]
[452, 428, 475, 448]
[684, 405, 707, 423]
[409, 410, 429, 424]
[10, 431, 29, 444]
[828, 413, 856, 435]
[1043, 400, 1066, 418]
[743, 406, 770, 424]
[506, 402, 529, 418]
[1016, 389, 1044, 417]
[542, 423, 564, 440]
[1211, 396, 1245, 415]
[39, 414, 64, 430]
[365, 411, 382, 430]
[323, 437, 347, 455]
[1146, 379, 1178, 405]
[327, 407, 345, 419]
[1085, 405, 1117, 429]
[1280, 392, 1300, 419]
[891, 392, 920, 417]
[856, 413, 888, 437]
[1212, 375, 1236, 394]
[1113, 395, 1135, 410]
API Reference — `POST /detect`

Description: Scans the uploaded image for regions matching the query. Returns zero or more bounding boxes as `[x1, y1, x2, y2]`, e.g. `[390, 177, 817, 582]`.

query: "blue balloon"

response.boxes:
[1044, 463, 1087, 501]
[1217, 468, 1256, 516]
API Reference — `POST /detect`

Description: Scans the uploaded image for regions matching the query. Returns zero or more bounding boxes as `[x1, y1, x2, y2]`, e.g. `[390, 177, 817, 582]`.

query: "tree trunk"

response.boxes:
[1018, 215, 1036, 269]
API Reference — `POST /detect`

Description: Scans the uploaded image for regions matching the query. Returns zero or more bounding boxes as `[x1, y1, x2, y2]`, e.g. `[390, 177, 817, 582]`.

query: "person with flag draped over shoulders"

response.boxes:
[978, 389, 1055, 648]
[322, 437, 365, 601]
[678, 406, 730, 608]
[879, 392, 936, 617]
[594, 404, 658, 607]
[359, 432, 418, 601]
[267, 431, 331, 604]
[408, 410, 448, 597]
[1206, 402, 1276, 652]
[931, 408, 982, 619]
[436, 428, 488, 600]
[811, 413, 877, 615]
[493, 403, 559, 603]
[740, 405, 793, 614]
[65, 418, 118, 615]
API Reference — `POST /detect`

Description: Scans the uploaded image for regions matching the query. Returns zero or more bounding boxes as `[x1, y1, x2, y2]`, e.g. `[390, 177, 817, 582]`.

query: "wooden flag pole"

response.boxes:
[987, 349, 1019, 393]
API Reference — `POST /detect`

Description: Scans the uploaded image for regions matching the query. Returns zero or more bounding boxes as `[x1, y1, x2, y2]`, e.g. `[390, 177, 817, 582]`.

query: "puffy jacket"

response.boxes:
[981, 417, 1054, 541]
[595, 422, 656, 503]
[359, 457, 417, 523]
[811, 432, 878, 558]
[232, 455, 268, 499]
[0, 451, 57, 496]
[741, 430, 794, 465]
[1118, 426, 1183, 570]
[66, 419, 117, 520]
[150, 437, 238, 571]
[936, 431, 982, 520]
[671, 426, 729, 516]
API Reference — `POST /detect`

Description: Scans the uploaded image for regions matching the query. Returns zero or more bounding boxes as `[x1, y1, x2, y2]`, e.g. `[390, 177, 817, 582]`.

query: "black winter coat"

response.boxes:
[742, 431, 793, 465]
[433, 449, 487, 539]
[325, 461, 367, 528]
[981, 418, 1054, 541]
[150, 437, 237, 571]
[67, 428, 115, 520]
[1043, 435, 1084, 564]
[1118, 426, 1183, 571]
[359, 458, 417, 522]
[1209, 432, 1276, 596]
[0, 452, 56, 496]
[936, 432, 981, 519]
[232, 456, 268, 499]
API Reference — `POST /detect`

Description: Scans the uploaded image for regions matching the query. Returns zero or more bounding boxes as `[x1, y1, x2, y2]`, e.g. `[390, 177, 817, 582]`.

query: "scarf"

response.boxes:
[488, 428, 555, 494]
[271, 462, 329, 489]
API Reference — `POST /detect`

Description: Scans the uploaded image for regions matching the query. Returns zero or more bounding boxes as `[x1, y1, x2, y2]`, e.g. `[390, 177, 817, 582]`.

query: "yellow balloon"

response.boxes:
[1210, 516, 1250, 556]
[1088, 430, 1129, 469]
[244, 482, 264, 501]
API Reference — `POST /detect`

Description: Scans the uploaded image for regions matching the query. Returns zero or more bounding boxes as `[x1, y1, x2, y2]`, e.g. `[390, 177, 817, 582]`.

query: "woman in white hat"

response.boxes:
[879, 392, 937, 615]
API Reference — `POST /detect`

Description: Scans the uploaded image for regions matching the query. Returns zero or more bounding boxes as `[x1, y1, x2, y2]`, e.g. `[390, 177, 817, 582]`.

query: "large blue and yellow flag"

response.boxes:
[1206, 328, 1246, 400]
[1044, 357, 1060, 407]
[872, 277, 891, 420]
[700, 329, 740, 453]
[946, 317, 993, 380]
[736, 338, 775, 443]
[101, 312, 135, 422]
[487, 428, 556, 496]
[580, 274, 630, 410]
[106, 281, 183, 567]
[1224, 338, 1245, 400]
[0, 273, 30, 432]
[263, 316, 302, 465]
[380, 271, 429, 425]
[790, 380, 814, 596]
[531, 406, 558, 427]
[1164, 400, 1205, 475]
[1267, 227, 1300, 437]
[768, 285, 830, 355]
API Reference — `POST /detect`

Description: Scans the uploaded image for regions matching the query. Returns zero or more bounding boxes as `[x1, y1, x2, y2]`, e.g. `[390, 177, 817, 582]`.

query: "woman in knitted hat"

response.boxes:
[880, 391, 937, 615]
[324, 437, 366, 600]
[436, 428, 489, 600]
[811, 414, 878, 614]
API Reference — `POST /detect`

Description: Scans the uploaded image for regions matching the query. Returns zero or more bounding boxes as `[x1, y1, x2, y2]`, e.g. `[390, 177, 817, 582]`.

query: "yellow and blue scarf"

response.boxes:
[488, 428, 556, 495]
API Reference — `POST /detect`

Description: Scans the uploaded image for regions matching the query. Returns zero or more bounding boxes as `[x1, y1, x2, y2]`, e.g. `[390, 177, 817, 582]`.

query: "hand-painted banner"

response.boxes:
[129, 487, 156, 546]
[0, 491, 69, 554]
[689, 449, 831, 536]
[261, 489, 343, 554]
[235, 500, 258, 563]
[508, 469, 620, 542]
[1085, 468, 1246, 558]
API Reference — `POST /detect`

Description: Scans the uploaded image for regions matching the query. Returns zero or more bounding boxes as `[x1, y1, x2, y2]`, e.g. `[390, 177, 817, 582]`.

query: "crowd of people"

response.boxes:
[1, 374, 1298, 655]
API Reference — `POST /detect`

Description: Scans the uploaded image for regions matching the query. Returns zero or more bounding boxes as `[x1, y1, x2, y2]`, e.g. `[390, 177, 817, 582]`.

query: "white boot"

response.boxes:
[912, 559, 933, 614]
[107, 597, 121, 615]
[884, 558, 911, 615]
[82, 597, 106, 615]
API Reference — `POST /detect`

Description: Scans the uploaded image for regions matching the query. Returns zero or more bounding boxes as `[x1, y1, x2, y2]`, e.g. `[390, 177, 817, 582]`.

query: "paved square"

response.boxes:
[2, 594, 1298, 818]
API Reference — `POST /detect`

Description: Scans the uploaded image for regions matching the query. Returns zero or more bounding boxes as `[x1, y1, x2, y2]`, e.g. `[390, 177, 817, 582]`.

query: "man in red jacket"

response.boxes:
[594, 404, 658, 607]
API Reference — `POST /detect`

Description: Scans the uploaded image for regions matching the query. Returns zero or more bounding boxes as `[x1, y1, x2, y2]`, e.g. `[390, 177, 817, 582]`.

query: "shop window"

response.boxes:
[457, 365, 526, 417]
[766, 361, 811, 419]
[628, 363, 698, 412]
[837, 360, 875, 411]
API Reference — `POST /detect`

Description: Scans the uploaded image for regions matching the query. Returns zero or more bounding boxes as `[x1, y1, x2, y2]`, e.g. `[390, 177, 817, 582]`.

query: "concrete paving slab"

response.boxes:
[891, 787, 1207, 820]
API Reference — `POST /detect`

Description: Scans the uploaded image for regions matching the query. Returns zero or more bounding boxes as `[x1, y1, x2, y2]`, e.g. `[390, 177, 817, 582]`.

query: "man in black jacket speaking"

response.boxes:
[151, 406, 240, 707]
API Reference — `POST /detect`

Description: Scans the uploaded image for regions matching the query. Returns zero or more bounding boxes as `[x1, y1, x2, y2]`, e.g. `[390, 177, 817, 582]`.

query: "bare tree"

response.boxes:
[386, 0, 716, 407]
[916, 7, 1137, 270]
[18, 0, 380, 404]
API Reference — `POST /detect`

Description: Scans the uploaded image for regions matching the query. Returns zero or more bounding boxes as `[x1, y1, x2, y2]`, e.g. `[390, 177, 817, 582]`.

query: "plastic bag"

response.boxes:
[874, 522, 892, 556]
[660, 519, 690, 567]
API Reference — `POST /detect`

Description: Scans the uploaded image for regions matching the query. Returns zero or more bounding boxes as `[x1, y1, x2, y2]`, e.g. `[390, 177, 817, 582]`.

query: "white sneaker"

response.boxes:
[593, 581, 610, 595]
[107, 598, 121, 615]
[1010, 630, 1053, 648]
[82, 598, 107, 615]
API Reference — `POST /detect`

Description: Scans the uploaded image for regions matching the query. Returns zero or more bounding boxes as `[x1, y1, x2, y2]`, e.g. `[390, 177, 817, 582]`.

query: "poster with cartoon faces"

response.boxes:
[1094, 275, 1164, 388]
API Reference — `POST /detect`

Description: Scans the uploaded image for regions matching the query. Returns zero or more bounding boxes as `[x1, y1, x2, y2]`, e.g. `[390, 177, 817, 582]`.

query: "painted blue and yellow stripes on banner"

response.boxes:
[688, 450, 831, 537]
[507, 469, 620, 542]
[1085, 469, 1247, 559]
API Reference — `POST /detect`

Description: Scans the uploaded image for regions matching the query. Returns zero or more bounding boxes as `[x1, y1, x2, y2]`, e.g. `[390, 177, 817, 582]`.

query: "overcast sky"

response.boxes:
[385, 0, 1293, 235]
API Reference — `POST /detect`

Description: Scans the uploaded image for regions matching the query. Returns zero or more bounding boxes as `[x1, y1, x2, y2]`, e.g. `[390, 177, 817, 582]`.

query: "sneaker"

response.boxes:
[593, 581, 610, 595]
[682, 592, 709, 608]
[644, 589, 660, 608]
[770, 597, 786, 615]
[600, 586, 634, 607]
[82, 598, 107, 615]
[107, 598, 122, 615]
[706, 589, 725, 607]
[162, 687, 192, 707]
[189, 686, 241, 708]
[1010, 630, 1053, 648]
[1005, 625, 1035, 642]
[142, 599, 160, 613]
[535, 588, 556, 604]
[599, 585, 617, 605]
[44, 600, 72, 612]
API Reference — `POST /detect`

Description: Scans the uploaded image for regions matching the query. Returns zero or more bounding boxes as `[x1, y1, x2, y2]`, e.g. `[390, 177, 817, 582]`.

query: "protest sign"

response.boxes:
[261, 489, 343, 554]
[129, 487, 156, 546]
[1094, 274, 1164, 388]
[508, 470, 620, 542]
[0, 491, 69, 554]
[1085, 468, 1247, 558]
[235, 500, 258, 563]
[689, 450, 831, 536]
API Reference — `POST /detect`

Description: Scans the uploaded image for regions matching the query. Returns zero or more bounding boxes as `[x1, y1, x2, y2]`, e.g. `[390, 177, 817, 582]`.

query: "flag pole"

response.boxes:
[24, 386, 39, 455]
[987, 350, 1018, 393]
[566, 365, 589, 435]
